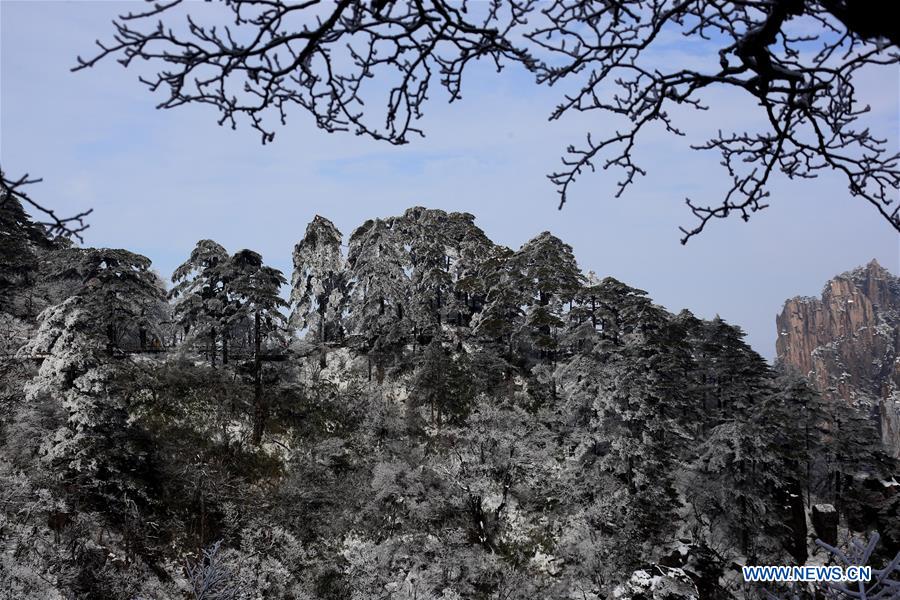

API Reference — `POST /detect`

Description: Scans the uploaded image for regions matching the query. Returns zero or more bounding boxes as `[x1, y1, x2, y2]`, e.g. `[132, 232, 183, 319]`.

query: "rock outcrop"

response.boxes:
[776, 259, 900, 457]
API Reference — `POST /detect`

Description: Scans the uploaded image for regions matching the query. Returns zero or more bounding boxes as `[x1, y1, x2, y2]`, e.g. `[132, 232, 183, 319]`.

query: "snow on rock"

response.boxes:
[776, 260, 900, 458]
[613, 565, 699, 599]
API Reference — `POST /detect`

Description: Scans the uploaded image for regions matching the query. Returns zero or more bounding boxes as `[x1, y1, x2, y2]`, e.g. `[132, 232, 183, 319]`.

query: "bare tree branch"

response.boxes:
[0, 169, 92, 242]
[73, 0, 900, 242]
[528, 0, 900, 242]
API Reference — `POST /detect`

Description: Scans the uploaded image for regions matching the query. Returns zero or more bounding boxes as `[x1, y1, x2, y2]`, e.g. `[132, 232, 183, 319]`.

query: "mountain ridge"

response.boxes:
[776, 259, 900, 457]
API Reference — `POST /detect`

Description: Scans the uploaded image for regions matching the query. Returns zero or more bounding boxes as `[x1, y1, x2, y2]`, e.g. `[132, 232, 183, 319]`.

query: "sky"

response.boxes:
[2, 1, 898, 360]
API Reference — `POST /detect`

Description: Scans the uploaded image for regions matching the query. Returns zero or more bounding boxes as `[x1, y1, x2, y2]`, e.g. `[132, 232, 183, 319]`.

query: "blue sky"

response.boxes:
[2, 1, 898, 359]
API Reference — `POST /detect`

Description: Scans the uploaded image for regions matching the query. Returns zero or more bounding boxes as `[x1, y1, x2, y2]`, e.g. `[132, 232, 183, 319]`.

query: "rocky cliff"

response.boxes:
[776, 259, 900, 457]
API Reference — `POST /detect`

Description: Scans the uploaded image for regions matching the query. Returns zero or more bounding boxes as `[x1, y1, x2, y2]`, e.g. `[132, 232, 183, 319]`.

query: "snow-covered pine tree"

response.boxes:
[19, 248, 166, 508]
[398, 208, 454, 345]
[669, 308, 716, 435]
[228, 249, 288, 445]
[564, 270, 604, 354]
[448, 218, 495, 327]
[823, 398, 898, 523]
[170, 240, 231, 365]
[564, 273, 659, 360]
[686, 321, 794, 563]
[554, 278, 703, 590]
[471, 246, 526, 362]
[772, 371, 831, 508]
[0, 190, 55, 319]
[399, 207, 497, 331]
[410, 338, 474, 429]
[44, 248, 168, 355]
[765, 372, 832, 563]
[511, 232, 582, 362]
[291, 215, 346, 367]
[346, 218, 411, 377]
[589, 306, 684, 579]
[696, 317, 771, 420]
[589, 277, 656, 348]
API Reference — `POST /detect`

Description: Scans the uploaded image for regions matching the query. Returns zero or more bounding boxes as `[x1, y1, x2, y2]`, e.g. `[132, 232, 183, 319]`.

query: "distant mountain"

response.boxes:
[776, 259, 900, 457]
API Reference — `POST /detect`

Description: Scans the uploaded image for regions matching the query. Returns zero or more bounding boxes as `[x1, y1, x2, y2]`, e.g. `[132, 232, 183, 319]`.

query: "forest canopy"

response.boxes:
[2, 199, 898, 599]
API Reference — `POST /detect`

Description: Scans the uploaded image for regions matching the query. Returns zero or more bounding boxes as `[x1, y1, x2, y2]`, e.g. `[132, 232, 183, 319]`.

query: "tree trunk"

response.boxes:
[436, 288, 442, 325]
[222, 334, 228, 365]
[106, 323, 116, 356]
[210, 327, 217, 367]
[805, 416, 812, 508]
[788, 479, 808, 564]
[740, 461, 749, 555]
[319, 312, 327, 368]
[251, 311, 265, 446]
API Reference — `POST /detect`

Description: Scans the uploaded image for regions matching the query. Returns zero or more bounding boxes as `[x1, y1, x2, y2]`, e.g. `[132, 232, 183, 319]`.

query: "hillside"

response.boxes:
[1, 201, 898, 599]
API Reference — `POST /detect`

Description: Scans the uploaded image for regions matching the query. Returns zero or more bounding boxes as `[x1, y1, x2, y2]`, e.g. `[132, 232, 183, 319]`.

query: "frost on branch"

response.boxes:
[185, 540, 249, 600]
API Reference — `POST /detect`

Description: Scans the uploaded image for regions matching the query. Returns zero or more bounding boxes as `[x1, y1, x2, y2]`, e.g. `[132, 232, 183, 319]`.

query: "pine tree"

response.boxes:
[471, 246, 525, 362]
[410, 339, 474, 429]
[671, 309, 719, 434]
[346, 218, 411, 376]
[557, 291, 692, 580]
[563, 275, 660, 357]
[19, 248, 166, 509]
[686, 321, 794, 562]
[0, 191, 54, 318]
[511, 232, 582, 361]
[824, 399, 897, 521]
[564, 271, 603, 353]
[689, 409, 796, 562]
[228, 249, 288, 445]
[43, 248, 168, 355]
[698, 317, 771, 420]
[590, 277, 656, 347]
[398, 208, 454, 343]
[445, 212, 495, 327]
[170, 240, 231, 365]
[772, 371, 831, 507]
[765, 372, 833, 563]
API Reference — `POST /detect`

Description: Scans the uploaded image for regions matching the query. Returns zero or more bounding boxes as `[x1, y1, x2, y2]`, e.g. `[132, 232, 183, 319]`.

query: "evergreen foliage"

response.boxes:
[2, 206, 897, 599]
